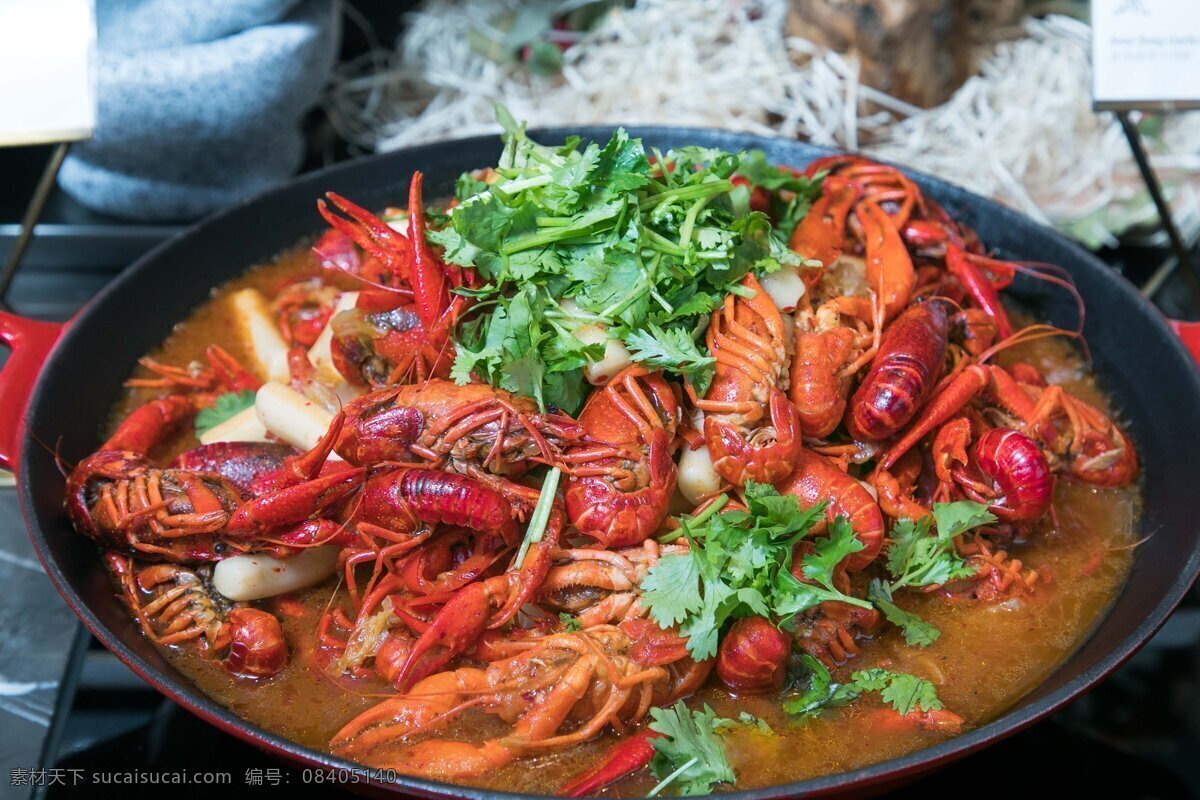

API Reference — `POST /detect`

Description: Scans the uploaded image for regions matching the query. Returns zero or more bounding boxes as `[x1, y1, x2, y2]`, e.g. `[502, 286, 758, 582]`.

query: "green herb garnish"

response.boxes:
[783, 657, 946, 720]
[647, 701, 736, 796]
[642, 482, 868, 660]
[867, 579, 941, 648]
[886, 501, 995, 592]
[194, 390, 256, 437]
[850, 668, 945, 716]
[782, 654, 861, 718]
[734, 149, 824, 240]
[433, 108, 816, 412]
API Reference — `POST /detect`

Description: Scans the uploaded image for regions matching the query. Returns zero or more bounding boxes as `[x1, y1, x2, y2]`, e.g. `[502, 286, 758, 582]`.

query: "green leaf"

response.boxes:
[648, 701, 736, 796]
[742, 480, 823, 533]
[737, 150, 819, 193]
[932, 500, 998, 540]
[624, 323, 716, 395]
[782, 654, 860, 718]
[436, 109, 824, 410]
[849, 668, 944, 716]
[455, 172, 490, 203]
[735, 150, 824, 241]
[784, 661, 949, 723]
[593, 128, 652, 193]
[885, 502, 996, 593]
[642, 553, 703, 629]
[737, 711, 773, 736]
[798, 517, 866, 584]
[886, 511, 976, 592]
[774, 516, 870, 619]
[641, 484, 836, 660]
[194, 391, 256, 437]
[868, 579, 941, 648]
[714, 712, 773, 736]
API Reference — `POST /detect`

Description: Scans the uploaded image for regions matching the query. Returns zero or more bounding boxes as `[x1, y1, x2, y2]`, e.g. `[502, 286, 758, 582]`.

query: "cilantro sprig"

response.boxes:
[867, 501, 997, 647]
[783, 657, 946, 720]
[647, 701, 736, 796]
[734, 150, 824, 240]
[194, 390, 256, 437]
[433, 108, 817, 412]
[867, 579, 941, 648]
[851, 668, 945, 716]
[886, 501, 996, 592]
[782, 654, 860, 718]
[642, 483, 869, 660]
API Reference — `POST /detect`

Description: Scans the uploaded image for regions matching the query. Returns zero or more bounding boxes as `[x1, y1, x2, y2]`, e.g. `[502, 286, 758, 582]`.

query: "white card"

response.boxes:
[0, 0, 96, 146]
[1093, 0, 1200, 109]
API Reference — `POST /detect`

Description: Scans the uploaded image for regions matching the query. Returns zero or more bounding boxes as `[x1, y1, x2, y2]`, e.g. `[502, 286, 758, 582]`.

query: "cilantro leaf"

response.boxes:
[743, 480, 826, 534]
[194, 391, 256, 437]
[782, 654, 860, 718]
[558, 612, 583, 632]
[648, 701, 736, 796]
[784, 661, 947, 720]
[868, 579, 941, 648]
[736, 711, 772, 735]
[933, 501, 998, 540]
[797, 517, 865, 586]
[712, 711, 773, 736]
[849, 668, 945, 716]
[737, 150, 819, 192]
[642, 483, 865, 660]
[624, 323, 715, 395]
[642, 553, 703, 628]
[451, 285, 594, 413]
[886, 500, 995, 592]
[773, 516, 872, 620]
[735, 150, 824, 240]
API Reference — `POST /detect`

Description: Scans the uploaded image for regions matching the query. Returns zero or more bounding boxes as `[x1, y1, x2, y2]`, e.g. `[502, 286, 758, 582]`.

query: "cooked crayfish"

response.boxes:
[331, 625, 700, 779]
[66, 400, 361, 562]
[881, 361, 1137, 488]
[696, 274, 803, 486]
[334, 380, 583, 502]
[317, 172, 469, 386]
[106, 552, 287, 678]
[790, 294, 879, 439]
[563, 366, 680, 547]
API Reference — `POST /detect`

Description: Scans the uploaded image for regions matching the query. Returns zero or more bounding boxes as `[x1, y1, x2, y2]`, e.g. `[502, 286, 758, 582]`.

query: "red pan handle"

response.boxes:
[0, 312, 65, 472]
[1168, 318, 1200, 366]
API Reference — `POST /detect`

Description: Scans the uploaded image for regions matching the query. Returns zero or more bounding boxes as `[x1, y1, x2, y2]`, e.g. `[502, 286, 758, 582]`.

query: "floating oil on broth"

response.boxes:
[114, 247, 1138, 795]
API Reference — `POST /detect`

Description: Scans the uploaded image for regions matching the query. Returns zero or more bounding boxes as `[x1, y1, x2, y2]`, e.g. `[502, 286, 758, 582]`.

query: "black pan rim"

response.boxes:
[19, 125, 1200, 800]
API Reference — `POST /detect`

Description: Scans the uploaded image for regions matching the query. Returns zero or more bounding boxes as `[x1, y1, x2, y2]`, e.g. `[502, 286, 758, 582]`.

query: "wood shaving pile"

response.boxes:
[324, 1, 1200, 248]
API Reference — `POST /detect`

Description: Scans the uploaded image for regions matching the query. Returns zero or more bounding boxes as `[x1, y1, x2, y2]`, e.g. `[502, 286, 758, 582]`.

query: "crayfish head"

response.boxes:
[65, 451, 153, 544]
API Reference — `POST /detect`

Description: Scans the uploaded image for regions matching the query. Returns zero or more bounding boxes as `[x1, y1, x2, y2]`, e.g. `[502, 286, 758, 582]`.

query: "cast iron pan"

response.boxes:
[3, 128, 1200, 799]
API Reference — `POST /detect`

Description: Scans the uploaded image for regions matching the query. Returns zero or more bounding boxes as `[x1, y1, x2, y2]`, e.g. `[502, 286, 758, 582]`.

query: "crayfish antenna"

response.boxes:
[1005, 260, 1086, 335]
[976, 323, 1087, 366]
